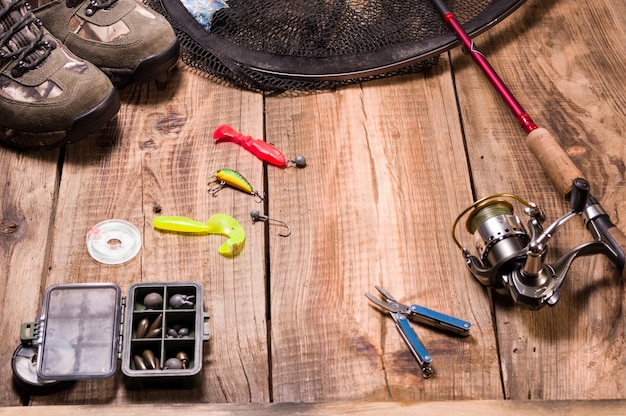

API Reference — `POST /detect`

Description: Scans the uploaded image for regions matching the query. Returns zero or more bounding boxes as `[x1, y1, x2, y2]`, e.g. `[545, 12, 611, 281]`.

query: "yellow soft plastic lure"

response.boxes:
[209, 168, 263, 202]
[153, 214, 245, 257]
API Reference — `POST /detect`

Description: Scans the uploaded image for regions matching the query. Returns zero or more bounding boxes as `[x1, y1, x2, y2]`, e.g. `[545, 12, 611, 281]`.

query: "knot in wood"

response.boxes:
[0, 220, 18, 235]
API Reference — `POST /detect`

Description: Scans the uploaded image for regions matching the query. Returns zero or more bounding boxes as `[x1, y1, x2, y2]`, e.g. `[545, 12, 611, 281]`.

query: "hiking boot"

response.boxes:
[1, 0, 120, 149]
[32, 0, 179, 86]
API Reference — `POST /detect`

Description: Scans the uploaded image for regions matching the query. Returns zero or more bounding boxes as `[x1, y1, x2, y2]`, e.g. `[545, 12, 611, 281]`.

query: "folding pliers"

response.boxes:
[365, 285, 471, 378]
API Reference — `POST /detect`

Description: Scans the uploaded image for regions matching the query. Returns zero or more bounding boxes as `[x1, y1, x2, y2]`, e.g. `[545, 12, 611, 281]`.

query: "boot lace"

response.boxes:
[0, 0, 55, 77]
[66, 0, 118, 16]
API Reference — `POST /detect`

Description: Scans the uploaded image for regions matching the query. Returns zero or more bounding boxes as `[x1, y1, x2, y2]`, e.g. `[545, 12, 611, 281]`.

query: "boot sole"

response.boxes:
[0, 88, 121, 151]
[101, 38, 181, 87]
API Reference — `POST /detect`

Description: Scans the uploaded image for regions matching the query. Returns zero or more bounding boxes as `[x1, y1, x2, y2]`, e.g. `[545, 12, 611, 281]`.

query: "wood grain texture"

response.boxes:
[0, 0, 624, 409]
[0, 148, 60, 406]
[25, 66, 270, 405]
[2, 400, 626, 416]
[264, 63, 500, 402]
[452, 0, 626, 400]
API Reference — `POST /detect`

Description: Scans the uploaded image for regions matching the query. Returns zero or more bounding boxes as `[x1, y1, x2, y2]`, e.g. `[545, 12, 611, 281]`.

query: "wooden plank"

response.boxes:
[27, 65, 269, 404]
[0, 148, 61, 405]
[452, 0, 626, 400]
[264, 61, 502, 401]
[1, 0, 623, 408]
[2, 400, 626, 416]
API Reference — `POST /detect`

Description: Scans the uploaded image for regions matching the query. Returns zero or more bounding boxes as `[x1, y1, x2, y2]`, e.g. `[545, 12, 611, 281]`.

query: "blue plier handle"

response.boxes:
[365, 285, 472, 378]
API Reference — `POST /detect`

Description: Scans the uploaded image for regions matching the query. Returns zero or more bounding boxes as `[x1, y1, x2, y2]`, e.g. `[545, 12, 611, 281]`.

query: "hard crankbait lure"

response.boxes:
[213, 124, 307, 168]
[209, 168, 263, 202]
[153, 213, 245, 257]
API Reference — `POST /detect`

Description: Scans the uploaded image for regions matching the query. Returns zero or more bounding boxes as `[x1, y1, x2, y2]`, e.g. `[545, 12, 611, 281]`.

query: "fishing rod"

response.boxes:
[431, 0, 626, 308]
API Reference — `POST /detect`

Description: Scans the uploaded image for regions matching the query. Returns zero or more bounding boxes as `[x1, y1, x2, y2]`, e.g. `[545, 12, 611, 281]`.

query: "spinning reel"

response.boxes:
[452, 178, 623, 309]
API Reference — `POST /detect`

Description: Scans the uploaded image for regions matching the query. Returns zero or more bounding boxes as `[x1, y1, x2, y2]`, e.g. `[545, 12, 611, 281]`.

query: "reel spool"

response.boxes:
[452, 179, 604, 309]
[452, 194, 542, 292]
[465, 199, 530, 277]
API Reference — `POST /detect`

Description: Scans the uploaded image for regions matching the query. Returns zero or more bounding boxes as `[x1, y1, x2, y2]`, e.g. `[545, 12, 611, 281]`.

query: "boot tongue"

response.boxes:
[1, 0, 51, 73]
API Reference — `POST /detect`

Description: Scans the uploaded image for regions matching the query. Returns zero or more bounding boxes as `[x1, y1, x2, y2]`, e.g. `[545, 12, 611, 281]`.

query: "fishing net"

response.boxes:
[148, 0, 526, 92]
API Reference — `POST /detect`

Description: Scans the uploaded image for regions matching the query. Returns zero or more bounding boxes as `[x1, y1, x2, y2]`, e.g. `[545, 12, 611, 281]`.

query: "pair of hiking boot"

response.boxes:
[0, 0, 179, 150]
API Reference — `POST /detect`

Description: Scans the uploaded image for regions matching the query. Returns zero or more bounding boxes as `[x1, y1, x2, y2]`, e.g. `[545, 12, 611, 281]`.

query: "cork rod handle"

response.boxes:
[526, 128, 585, 197]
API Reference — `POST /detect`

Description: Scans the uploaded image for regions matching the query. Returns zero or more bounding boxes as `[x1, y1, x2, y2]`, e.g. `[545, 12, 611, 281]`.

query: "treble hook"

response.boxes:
[208, 181, 225, 196]
[250, 209, 291, 237]
[208, 181, 263, 202]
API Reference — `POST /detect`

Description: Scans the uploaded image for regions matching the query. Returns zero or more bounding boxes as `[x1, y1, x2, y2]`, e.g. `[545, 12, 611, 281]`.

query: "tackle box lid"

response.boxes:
[20, 283, 123, 381]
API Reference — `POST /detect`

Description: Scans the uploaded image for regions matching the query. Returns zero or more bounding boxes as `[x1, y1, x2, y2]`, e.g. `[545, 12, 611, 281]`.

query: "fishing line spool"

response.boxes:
[452, 178, 599, 309]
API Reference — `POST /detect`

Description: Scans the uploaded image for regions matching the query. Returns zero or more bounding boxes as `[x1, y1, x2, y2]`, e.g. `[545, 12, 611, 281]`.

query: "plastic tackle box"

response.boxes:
[13, 281, 210, 391]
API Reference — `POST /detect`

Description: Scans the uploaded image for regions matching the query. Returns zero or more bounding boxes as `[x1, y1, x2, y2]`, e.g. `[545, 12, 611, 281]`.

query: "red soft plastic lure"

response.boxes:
[213, 125, 306, 168]
[213, 124, 287, 167]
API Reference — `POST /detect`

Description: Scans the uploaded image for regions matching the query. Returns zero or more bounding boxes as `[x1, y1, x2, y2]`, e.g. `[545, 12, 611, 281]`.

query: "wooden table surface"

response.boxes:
[2, 0, 626, 413]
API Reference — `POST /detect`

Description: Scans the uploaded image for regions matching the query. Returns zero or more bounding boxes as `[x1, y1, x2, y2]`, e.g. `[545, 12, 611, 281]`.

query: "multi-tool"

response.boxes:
[366, 285, 471, 378]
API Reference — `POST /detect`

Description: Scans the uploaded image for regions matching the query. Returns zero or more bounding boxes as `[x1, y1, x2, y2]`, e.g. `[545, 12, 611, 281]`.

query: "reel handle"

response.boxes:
[570, 178, 590, 213]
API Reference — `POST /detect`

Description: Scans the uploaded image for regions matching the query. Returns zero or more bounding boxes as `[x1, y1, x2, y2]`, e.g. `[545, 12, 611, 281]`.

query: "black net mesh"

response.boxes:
[148, 0, 525, 92]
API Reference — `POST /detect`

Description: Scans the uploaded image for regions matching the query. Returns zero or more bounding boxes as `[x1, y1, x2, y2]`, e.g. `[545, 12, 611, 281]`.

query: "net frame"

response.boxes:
[150, 0, 527, 92]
